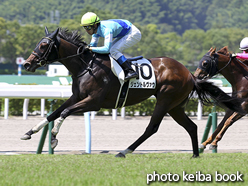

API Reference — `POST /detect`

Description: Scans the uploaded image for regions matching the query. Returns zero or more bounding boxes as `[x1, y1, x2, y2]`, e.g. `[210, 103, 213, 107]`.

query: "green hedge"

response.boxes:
[0, 98, 226, 116]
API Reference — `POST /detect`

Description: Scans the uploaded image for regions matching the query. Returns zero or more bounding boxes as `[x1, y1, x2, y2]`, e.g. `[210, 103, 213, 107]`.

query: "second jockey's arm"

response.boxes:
[236, 53, 248, 60]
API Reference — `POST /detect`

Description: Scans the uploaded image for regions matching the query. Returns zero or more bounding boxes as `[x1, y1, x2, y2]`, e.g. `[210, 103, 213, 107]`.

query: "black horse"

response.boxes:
[21, 27, 245, 158]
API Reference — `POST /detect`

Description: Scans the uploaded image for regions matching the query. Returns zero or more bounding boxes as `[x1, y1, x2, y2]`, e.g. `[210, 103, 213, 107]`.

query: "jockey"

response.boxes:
[80, 12, 141, 81]
[232, 37, 248, 59]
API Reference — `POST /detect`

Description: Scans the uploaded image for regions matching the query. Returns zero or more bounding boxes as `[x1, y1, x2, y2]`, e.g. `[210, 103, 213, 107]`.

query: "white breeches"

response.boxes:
[110, 24, 141, 60]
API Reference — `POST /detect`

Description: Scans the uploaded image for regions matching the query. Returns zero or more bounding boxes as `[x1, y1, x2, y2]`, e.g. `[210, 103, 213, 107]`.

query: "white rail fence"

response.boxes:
[0, 84, 126, 120]
[0, 83, 232, 120]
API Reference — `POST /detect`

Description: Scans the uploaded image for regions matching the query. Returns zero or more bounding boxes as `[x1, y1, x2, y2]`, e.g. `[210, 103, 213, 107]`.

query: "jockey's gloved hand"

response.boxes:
[231, 53, 237, 58]
[85, 45, 90, 50]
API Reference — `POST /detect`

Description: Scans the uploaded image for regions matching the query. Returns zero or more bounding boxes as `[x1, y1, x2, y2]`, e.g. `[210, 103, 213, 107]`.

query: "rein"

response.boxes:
[47, 45, 86, 64]
[205, 52, 248, 80]
[235, 58, 248, 69]
[33, 35, 96, 79]
[234, 57, 248, 80]
[72, 53, 96, 79]
[35, 35, 96, 72]
[215, 54, 232, 74]
[34, 40, 88, 67]
[48, 43, 96, 79]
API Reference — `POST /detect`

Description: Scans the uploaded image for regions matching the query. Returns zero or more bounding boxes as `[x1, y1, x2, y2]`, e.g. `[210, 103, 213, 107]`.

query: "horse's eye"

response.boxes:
[39, 43, 48, 51]
[202, 61, 209, 67]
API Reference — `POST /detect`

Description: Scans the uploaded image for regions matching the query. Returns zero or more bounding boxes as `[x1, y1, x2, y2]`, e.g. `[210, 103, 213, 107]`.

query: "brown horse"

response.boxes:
[21, 28, 245, 158]
[194, 46, 248, 150]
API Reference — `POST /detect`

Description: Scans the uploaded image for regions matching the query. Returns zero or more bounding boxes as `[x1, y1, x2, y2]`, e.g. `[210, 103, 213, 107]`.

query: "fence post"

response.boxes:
[41, 99, 45, 117]
[199, 104, 218, 153]
[23, 98, 29, 120]
[36, 99, 56, 154]
[84, 112, 91, 153]
[197, 100, 202, 120]
[211, 105, 217, 153]
[112, 109, 117, 120]
[4, 98, 9, 119]
[199, 113, 212, 153]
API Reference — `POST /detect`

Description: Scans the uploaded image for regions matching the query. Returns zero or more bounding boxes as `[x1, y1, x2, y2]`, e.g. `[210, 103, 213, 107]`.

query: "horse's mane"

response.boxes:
[58, 28, 87, 47]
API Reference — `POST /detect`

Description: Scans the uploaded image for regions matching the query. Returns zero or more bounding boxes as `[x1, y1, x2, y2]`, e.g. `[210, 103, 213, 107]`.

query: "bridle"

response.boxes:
[32, 35, 89, 68]
[199, 52, 232, 79]
[32, 36, 59, 66]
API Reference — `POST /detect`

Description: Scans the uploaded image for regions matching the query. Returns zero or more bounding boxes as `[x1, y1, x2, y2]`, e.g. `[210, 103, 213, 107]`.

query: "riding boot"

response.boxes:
[120, 61, 138, 81]
[116, 55, 138, 81]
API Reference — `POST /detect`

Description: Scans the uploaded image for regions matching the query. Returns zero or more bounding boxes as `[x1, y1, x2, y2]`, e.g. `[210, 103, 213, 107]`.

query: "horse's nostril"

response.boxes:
[199, 74, 205, 80]
[23, 63, 31, 70]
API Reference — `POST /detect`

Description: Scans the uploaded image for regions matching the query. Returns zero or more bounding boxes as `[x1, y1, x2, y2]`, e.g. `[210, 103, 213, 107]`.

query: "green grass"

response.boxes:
[0, 153, 247, 186]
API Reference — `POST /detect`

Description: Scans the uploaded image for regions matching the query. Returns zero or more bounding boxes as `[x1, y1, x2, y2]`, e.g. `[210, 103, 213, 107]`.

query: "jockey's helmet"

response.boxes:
[81, 12, 100, 26]
[239, 37, 248, 50]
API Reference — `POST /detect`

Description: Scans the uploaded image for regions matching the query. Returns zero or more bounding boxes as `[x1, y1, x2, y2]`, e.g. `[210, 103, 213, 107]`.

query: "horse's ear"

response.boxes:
[208, 47, 213, 52]
[210, 47, 216, 56]
[50, 28, 59, 38]
[45, 26, 49, 35]
[223, 46, 229, 54]
[217, 46, 229, 55]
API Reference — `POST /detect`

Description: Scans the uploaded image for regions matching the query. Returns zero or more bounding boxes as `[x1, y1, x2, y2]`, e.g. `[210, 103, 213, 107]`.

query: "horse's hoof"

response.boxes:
[209, 144, 217, 150]
[191, 154, 200, 158]
[115, 152, 126, 158]
[51, 139, 58, 149]
[199, 144, 206, 149]
[21, 134, 31, 140]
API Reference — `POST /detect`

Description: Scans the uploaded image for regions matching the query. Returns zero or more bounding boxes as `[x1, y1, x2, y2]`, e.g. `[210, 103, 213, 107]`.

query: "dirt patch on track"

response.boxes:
[1, 115, 248, 155]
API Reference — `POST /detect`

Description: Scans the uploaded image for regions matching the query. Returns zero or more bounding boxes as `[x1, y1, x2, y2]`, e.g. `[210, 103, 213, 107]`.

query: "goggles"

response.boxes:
[83, 25, 93, 31]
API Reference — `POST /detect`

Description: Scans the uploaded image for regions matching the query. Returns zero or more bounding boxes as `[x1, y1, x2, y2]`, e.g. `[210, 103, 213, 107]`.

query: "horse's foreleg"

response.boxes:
[20, 95, 79, 142]
[116, 103, 167, 158]
[20, 118, 49, 140]
[210, 112, 243, 149]
[199, 110, 233, 149]
[200, 121, 226, 149]
[49, 97, 100, 149]
[49, 117, 65, 149]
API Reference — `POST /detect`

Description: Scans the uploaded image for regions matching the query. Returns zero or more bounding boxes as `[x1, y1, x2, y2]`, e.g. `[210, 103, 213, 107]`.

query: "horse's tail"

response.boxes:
[192, 78, 246, 115]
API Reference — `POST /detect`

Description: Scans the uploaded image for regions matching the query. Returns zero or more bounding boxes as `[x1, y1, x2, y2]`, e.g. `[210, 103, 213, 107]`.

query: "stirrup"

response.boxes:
[125, 72, 138, 81]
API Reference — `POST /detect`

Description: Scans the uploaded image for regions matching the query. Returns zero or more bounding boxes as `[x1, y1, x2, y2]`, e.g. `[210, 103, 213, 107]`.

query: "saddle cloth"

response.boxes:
[110, 55, 156, 108]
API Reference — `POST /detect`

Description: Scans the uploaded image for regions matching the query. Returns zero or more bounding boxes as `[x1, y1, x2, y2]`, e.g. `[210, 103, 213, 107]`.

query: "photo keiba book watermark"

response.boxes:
[146, 171, 243, 184]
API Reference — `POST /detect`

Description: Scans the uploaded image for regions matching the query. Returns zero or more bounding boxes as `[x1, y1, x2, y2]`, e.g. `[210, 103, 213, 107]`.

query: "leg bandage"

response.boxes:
[32, 119, 49, 133]
[51, 117, 64, 136]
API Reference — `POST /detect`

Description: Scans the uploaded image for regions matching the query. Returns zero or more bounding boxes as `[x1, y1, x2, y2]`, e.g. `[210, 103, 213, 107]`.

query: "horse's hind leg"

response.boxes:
[116, 103, 168, 158]
[168, 106, 199, 158]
